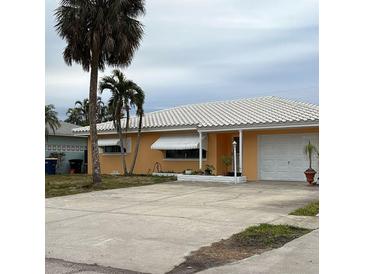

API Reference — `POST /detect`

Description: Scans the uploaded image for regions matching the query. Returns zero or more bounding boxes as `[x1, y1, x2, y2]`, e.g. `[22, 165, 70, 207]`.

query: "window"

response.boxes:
[165, 149, 206, 159]
[99, 137, 131, 154]
[103, 146, 126, 153]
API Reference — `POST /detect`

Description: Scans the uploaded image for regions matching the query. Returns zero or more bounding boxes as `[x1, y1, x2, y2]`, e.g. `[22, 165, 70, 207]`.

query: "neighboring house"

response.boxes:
[46, 121, 88, 174]
[73, 96, 319, 181]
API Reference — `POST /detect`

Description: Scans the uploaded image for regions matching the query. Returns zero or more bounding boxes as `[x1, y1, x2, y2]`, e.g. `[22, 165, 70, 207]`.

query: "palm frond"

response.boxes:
[55, 0, 145, 71]
[45, 104, 61, 137]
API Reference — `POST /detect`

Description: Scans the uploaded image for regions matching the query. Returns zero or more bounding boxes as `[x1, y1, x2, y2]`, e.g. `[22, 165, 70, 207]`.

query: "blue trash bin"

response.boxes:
[45, 158, 58, 175]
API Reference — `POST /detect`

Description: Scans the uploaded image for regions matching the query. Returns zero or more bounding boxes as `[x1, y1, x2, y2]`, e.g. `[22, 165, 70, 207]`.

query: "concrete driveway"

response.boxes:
[46, 181, 318, 274]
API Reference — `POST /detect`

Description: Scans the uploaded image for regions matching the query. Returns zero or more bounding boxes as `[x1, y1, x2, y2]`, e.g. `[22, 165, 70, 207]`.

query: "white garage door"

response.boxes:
[258, 133, 319, 181]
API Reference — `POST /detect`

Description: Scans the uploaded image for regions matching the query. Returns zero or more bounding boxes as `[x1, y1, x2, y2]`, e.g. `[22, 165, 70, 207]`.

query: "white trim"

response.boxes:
[152, 172, 179, 176]
[73, 122, 319, 136]
[198, 123, 319, 133]
[73, 127, 198, 136]
[177, 174, 247, 183]
[239, 129, 243, 174]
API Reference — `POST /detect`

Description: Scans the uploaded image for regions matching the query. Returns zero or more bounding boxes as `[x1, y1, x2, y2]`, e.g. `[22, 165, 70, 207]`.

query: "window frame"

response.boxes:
[101, 145, 128, 155]
[99, 137, 132, 155]
[163, 149, 207, 161]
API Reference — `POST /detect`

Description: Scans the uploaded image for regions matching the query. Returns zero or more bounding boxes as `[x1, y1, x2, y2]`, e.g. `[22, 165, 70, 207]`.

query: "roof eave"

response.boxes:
[72, 125, 199, 136]
[197, 120, 319, 132]
[72, 120, 319, 135]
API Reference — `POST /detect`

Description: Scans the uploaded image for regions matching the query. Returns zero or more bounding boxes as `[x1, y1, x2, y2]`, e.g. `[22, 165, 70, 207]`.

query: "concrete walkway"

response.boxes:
[46, 181, 318, 274]
[198, 229, 319, 274]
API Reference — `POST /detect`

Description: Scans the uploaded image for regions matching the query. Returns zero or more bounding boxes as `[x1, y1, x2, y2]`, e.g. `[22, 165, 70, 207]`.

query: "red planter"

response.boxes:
[304, 168, 317, 185]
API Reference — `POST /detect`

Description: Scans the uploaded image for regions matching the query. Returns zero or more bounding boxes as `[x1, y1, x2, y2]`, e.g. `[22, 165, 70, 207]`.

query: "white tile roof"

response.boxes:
[47, 121, 85, 137]
[73, 96, 319, 134]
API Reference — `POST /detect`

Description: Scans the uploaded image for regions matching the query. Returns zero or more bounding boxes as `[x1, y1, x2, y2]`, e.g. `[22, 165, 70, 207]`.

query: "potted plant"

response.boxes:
[221, 155, 232, 176]
[204, 165, 215, 175]
[304, 141, 318, 185]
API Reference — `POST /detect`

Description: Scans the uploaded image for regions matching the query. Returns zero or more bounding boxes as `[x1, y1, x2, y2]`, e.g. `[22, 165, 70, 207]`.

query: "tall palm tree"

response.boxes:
[107, 90, 129, 175]
[99, 69, 144, 175]
[45, 104, 61, 139]
[129, 88, 145, 174]
[55, 0, 145, 184]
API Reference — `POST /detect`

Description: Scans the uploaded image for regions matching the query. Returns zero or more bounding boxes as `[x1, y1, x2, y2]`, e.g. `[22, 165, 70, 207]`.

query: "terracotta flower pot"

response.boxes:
[304, 168, 317, 185]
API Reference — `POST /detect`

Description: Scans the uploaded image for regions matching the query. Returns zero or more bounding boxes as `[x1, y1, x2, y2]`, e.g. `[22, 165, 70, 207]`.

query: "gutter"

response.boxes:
[197, 122, 319, 132]
[73, 121, 319, 136]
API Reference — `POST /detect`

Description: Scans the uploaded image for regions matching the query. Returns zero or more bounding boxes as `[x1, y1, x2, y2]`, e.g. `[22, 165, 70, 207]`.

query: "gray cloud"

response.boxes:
[46, 0, 318, 120]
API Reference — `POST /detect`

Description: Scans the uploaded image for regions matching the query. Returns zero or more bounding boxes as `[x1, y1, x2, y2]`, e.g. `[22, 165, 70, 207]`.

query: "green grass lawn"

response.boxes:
[233, 224, 312, 249]
[289, 200, 319, 216]
[45, 174, 176, 198]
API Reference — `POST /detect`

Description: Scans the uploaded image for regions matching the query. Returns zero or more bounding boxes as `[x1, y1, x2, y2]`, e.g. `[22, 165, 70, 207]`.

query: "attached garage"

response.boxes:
[258, 133, 319, 181]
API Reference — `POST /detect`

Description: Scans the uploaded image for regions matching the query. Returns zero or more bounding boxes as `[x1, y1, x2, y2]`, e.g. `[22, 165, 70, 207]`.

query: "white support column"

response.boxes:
[239, 129, 243, 175]
[233, 141, 237, 184]
[199, 131, 203, 170]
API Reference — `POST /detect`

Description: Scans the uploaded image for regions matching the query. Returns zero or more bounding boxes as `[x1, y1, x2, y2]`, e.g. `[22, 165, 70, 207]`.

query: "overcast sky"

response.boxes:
[46, 0, 318, 120]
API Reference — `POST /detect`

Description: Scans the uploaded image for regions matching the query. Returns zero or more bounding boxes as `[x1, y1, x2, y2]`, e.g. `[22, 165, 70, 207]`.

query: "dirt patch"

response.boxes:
[166, 224, 312, 274]
[46, 258, 149, 274]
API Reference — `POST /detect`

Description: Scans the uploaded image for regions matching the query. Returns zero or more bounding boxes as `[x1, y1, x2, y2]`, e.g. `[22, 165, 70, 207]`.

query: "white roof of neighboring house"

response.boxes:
[73, 96, 319, 134]
[47, 121, 86, 137]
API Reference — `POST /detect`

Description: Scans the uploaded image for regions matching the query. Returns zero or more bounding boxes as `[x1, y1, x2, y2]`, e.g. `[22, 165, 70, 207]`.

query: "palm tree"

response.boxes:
[72, 97, 107, 125]
[99, 69, 144, 175]
[75, 98, 90, 126]
[107, 90, 128, 175]
[45, 104, 61, 139]
[64, 107, 83, 125]
[96, 98, 107, 123]
[129, 88, 145, 174]
[100, 103, 113, 122]
[55, 0, 145, 184]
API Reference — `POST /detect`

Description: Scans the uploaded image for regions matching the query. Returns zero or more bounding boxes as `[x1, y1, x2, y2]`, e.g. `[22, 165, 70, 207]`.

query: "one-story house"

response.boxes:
[46, 121, 88, 173]
[73, 96, 319, 181]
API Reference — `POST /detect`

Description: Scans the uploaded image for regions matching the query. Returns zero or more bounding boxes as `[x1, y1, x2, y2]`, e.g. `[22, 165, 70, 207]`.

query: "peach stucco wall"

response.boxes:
[88, 131, 214, 175]
[88, 127, 319, 180]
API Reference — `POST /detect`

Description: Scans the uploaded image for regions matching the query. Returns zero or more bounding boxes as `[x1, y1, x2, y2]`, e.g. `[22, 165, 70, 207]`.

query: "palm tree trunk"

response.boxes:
[117, 121, 128, 175]
[89, 38, 102, 184]
[123, 108, 130, 175]
[129, 113, 143, 174]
